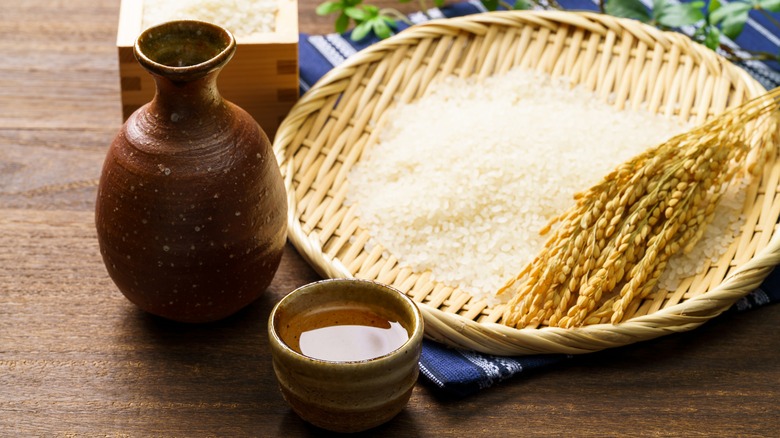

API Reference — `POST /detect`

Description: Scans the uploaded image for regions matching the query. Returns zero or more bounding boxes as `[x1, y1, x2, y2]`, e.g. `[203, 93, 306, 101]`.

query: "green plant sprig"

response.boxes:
[316, 0, 780, 66]
[604, 0, 780, 64]
[316, 0, 544, 41]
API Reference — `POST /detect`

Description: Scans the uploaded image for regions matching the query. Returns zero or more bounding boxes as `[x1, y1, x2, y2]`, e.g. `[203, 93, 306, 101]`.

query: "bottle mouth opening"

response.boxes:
[134, 20, 236, 80]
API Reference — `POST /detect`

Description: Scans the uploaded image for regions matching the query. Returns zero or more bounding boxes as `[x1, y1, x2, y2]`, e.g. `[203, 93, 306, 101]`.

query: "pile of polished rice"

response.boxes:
[142, 0, 278, 37]
[345, 68, 753, 326]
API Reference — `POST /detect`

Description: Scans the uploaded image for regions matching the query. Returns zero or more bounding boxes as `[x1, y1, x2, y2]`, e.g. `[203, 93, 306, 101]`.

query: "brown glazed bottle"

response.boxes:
[96, 20, 287, 323]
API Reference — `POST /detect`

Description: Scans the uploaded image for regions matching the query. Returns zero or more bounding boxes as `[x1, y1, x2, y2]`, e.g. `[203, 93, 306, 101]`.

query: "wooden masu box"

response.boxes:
[116, 0, 299, 139]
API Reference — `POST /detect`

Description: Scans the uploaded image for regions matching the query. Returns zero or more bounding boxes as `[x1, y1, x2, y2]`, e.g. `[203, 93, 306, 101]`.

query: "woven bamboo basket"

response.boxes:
[273, 10, 780, 355]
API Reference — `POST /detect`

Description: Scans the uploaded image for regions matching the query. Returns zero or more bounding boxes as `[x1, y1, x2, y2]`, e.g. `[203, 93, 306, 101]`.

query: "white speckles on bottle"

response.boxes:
[235, 211, 241, 216]
[171, 112, 181, 122]
[194, 226, 201, 232]
[156, 164, 171, 175]
[163, 245, 170, 252]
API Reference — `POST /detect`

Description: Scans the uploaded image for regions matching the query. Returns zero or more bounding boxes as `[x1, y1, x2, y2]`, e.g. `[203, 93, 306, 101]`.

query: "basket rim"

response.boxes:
[273, 10, 777, 356]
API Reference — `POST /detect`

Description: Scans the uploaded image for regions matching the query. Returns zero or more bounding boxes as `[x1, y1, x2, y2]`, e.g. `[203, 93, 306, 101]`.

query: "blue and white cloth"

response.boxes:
[297, 1, 780, 397]
[300, 0, 780, 93]
[419, 281, 780, 397]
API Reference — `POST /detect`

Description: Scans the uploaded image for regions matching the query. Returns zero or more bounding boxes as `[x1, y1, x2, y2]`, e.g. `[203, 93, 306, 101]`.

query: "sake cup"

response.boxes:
[268, 278, 424, 433]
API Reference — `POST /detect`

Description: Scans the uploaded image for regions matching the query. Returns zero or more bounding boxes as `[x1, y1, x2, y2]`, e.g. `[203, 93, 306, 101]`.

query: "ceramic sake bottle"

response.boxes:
[95, 20, 287, 323]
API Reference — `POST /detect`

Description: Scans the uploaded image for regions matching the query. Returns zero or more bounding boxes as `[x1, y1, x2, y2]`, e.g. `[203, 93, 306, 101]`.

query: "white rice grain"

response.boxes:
[345, 68, 745, 303]
[143, 0, 278, 37]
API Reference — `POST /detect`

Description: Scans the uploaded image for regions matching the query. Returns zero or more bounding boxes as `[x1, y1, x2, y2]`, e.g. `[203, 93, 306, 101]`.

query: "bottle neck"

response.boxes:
[149, 72, 227, 122]
[133, 20, 236, 124]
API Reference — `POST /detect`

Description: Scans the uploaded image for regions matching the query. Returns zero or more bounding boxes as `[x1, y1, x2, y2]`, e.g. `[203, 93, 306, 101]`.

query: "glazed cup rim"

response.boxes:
[133, 19, 237, 80]
[269, 278, 424, 365]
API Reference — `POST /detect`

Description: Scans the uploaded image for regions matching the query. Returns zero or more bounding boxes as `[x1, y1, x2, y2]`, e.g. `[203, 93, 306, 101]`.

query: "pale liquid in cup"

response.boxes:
[281, 305, 409, 362]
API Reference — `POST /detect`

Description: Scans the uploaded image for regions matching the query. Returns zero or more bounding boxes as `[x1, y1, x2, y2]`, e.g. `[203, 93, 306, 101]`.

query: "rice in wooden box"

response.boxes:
[116, 0, 299, 139]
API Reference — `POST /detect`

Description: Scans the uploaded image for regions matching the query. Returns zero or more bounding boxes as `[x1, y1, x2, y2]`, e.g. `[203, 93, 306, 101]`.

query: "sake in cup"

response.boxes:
[268, 278, 424, 433]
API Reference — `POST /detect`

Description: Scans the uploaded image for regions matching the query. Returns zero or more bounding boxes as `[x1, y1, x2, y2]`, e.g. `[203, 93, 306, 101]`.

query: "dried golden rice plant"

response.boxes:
[500, 88, 780, 329]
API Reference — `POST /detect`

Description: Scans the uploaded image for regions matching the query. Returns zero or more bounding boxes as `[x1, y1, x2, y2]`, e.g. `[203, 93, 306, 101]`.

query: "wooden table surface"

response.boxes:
[2, 0, 780, 436]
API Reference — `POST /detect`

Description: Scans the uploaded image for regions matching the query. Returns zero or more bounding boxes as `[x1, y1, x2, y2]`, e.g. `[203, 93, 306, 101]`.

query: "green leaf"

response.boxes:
[351, 21, 372, 41]
[345, 6, 367, 21]
[335, 12, 351, 33]
[721, 15, 749, 40]
[708, 0, 721, 14]
[711, 2, 752, 23]
[652, 0, 666, 17]
[722, 17, 745, 39]
[657, 3, 705, 28]
[372, 18, 393, 39]
[605, 0, 652, 22]
[482, 0, 500, 10]
[433, 0, 446, 7]
[513, 0, 533, 9]
[362, 4, 380, 15]
[382, 15, 397, 26]
[316, 1, 343, 16]
[703, 25, 721, 50]
[759, 0, 780, 11]
[711, 2, 752, 39]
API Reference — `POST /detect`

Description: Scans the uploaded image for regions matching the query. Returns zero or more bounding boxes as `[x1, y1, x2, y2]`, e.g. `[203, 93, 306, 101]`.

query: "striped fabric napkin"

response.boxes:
[297, 1, 780, 397]
[419, 276, 780, 397]
[299, 0, 780, 92]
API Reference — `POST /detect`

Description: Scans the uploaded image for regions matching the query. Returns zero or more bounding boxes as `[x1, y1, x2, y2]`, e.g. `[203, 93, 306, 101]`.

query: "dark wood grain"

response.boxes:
[1, 0, 779, 436]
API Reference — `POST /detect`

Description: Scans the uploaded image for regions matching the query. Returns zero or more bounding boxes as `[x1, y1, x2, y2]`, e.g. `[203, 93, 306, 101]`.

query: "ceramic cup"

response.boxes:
[268, 278, 424, 433]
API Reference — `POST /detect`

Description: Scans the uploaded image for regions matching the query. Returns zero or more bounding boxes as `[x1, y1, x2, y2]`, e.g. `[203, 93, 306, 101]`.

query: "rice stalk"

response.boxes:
[501, 87, 780, 329]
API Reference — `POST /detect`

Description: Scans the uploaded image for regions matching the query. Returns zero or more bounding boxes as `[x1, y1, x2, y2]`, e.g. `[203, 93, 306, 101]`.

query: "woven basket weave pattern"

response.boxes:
[274, 11, 779, 355]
